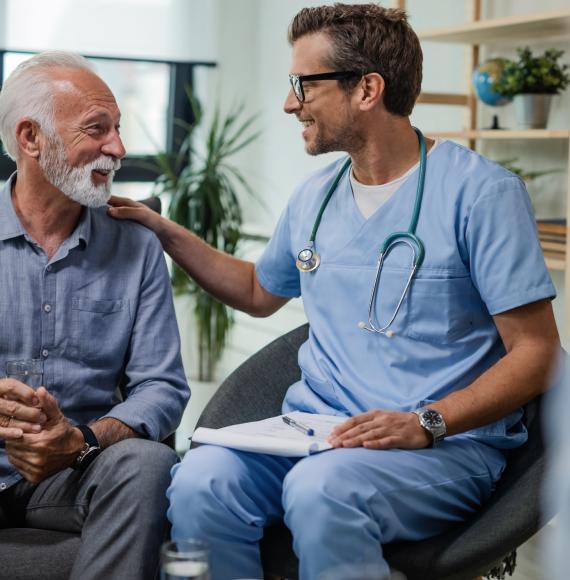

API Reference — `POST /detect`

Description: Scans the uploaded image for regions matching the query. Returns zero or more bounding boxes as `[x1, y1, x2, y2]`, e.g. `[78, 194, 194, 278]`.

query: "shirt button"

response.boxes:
[46, 265, 52, 272]
[41, 349, 49, 358]
[0, 483, 7, 491]
[43, 304, 52, 313]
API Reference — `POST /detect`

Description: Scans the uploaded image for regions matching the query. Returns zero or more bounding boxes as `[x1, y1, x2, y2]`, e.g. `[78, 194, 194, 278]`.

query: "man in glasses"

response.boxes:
[110, 4, 558, 579]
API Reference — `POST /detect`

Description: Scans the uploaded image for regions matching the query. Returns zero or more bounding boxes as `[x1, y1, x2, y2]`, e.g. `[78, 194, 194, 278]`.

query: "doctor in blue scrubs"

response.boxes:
[109, 4, 560, 579]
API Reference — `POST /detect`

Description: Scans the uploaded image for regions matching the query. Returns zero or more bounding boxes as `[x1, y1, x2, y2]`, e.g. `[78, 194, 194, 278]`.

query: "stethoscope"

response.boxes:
[296, 127, 427, 338]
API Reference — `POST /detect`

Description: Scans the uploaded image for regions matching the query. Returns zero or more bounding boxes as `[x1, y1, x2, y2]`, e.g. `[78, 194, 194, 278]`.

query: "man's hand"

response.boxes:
[6, 387, 84, 484]
[0, 378, 46, 440]
[328, 409, 431, 450]
[107, 195, 164, 233]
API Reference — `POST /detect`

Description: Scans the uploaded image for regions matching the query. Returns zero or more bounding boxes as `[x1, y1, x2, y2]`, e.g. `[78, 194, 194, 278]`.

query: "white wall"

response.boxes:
[0, 1, 5, 49]
[2, 0, 218, 62]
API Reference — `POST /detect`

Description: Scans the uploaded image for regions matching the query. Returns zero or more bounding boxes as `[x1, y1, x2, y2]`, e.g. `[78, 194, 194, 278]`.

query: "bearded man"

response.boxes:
[0, 51, 189, 580]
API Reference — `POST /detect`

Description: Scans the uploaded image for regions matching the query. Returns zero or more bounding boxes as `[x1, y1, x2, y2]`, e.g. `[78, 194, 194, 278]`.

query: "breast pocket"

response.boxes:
[71, 296, 131, 364]
[405, 275, 486, 343]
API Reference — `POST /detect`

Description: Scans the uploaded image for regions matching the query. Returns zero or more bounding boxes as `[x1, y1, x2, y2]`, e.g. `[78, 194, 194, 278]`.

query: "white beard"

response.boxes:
[39, 135, 121, 207]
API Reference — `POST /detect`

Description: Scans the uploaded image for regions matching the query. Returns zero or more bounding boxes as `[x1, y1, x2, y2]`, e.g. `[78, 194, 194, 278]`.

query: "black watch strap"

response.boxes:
[76, 424, 99, 448]
[73, 424, 101, 471]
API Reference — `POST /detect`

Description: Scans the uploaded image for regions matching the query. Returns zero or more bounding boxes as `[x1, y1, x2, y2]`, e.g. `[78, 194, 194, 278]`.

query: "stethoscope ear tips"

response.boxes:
[357, 321, 395, 337]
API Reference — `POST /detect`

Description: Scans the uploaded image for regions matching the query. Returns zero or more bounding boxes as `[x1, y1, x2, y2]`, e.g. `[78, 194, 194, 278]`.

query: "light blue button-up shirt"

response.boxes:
[0, 174, 189, 489]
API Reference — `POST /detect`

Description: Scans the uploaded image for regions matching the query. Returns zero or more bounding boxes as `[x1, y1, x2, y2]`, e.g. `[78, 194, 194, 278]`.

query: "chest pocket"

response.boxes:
[71, 296, 131, 363]
[405, 274, 486, 343]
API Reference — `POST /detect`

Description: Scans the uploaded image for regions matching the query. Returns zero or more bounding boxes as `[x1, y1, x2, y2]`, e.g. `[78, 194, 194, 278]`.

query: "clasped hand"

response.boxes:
[0, 379, 83, 484]
[328, 409, 431, 450]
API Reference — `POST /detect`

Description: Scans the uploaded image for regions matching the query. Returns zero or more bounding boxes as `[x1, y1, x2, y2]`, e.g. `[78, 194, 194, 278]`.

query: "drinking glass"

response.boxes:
[160, 539, 209, 580]
[5, 359, 44, 389]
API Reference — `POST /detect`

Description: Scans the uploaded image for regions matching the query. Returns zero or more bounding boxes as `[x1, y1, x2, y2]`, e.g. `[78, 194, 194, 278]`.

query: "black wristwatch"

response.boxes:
[73, 424, 101, 471]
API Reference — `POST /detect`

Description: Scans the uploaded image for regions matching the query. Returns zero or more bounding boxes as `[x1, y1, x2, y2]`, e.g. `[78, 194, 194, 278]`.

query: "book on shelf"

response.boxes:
[537, 219, 567, 236]
[540, 240, 566, 253]
[539, 233, 566, 243]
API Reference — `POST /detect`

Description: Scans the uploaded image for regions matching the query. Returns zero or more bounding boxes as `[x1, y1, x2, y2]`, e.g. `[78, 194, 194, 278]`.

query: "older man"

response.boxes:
[0, 51, 189, 579]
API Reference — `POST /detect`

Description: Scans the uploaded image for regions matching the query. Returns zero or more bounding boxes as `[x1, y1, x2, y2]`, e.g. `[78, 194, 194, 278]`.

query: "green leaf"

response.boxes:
[151, 86, 262, 379]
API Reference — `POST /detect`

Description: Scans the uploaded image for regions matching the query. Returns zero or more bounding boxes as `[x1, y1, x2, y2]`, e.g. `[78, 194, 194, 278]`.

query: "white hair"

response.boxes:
[0, 50, 94, 160]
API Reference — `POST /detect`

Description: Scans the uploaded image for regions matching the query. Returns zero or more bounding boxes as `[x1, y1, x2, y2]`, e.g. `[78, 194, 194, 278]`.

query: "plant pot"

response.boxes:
[513, 94, 553, 129]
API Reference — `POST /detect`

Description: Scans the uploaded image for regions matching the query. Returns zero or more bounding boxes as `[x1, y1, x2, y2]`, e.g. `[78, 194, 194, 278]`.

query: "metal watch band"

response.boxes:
[413, 407, 447, 447]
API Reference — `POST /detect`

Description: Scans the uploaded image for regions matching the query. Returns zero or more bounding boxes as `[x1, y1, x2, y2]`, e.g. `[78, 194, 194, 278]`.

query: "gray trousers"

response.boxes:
[0, 439, 178, 580]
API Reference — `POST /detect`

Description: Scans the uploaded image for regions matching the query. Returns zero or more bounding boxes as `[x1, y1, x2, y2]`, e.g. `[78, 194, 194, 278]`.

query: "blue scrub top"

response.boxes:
[256, 140, 556, 449]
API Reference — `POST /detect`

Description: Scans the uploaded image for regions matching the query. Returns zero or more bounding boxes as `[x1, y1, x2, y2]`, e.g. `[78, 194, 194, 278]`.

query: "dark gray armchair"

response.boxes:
[0, 197, 165, 580]
[196, 323, 551, 580]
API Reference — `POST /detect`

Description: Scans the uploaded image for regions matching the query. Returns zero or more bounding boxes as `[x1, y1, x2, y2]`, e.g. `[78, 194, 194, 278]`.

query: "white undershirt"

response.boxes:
[350, 138, 442, 219]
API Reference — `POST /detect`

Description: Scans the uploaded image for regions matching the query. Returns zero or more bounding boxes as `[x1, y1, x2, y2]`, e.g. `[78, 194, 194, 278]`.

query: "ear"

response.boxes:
[15, 118, 42, 159]
[356, 73, 385, 112]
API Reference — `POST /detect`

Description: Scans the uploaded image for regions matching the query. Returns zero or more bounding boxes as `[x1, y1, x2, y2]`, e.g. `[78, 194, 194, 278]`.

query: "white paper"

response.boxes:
[191, 411, 348, 457]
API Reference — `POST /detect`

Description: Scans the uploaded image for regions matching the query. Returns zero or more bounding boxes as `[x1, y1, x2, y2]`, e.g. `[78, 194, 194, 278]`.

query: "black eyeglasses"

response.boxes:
[288, 71, 361, 102]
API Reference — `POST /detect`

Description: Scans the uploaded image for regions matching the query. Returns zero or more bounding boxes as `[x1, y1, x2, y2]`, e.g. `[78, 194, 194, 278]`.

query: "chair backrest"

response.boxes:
[140, 196, 161, 214]
[198, 323, 548, 580]
[197, 324, 309, 429]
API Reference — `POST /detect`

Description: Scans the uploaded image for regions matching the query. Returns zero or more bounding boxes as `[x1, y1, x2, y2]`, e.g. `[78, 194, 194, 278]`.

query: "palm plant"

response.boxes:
[152, 89, 260, 381]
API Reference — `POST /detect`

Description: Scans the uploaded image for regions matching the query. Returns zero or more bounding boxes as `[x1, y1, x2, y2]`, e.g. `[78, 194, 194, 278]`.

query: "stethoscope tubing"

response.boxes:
[296, 127, 428, 336]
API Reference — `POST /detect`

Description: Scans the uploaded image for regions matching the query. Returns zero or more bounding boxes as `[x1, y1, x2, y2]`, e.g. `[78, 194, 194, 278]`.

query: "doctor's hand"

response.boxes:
[0, 378, 46, 441]
[5, 387, 84, 484]
[107, 195, 165, 234]
[328, 409, 431, 450]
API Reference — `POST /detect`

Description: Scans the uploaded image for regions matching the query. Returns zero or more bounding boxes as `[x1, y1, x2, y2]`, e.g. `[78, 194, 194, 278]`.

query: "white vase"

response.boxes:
[513, 94, 553, 129]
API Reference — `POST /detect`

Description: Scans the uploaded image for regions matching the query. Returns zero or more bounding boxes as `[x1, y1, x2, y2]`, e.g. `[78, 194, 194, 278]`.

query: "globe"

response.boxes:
[472, 58, 513, 107]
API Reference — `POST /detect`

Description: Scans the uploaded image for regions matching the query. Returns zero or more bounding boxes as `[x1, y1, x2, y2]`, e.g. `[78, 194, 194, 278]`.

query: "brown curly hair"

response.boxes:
[288, 3, 422, 117]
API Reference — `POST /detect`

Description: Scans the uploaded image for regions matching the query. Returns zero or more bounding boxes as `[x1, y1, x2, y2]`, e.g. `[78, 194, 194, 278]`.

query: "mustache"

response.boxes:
[88, 156, 121, 172]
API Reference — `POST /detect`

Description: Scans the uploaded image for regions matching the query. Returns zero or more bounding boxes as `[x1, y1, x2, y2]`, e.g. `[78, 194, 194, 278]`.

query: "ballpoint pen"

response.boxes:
[282, 415, 315, 436]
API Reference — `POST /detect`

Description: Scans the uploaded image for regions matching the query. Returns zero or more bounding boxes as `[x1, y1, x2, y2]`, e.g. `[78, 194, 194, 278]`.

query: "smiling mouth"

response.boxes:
[92, 169, 112, 177]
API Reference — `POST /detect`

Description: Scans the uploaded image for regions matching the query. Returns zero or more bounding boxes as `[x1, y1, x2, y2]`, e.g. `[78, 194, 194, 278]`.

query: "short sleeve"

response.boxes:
[466, 176, 556, 315]
[255, 203, 301, 298]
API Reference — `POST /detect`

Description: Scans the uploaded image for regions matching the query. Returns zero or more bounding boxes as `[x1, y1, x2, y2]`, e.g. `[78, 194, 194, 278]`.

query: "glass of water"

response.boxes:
[5, 359, 44, 389]
[160, 539, 209, 580]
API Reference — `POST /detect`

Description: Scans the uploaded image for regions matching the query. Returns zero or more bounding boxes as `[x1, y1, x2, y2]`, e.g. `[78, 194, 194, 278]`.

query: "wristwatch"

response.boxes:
[73, 424, 101, 471]
[413, 407, 447, 447]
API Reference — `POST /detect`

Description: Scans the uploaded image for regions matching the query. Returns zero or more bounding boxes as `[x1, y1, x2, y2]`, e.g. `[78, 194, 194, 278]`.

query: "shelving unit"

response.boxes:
[417, 10, 570, 45]
[405, 0, 570, 330]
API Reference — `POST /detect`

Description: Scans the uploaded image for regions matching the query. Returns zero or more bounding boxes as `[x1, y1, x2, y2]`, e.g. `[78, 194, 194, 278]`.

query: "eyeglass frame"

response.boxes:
[288, 71, 362, 103]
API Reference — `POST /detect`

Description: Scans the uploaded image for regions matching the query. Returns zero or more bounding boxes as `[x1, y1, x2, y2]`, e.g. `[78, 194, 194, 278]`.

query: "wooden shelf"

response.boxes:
[418, 10, 570, 44]
[417, 92, 470, 106]
[426, 129, 570, 140]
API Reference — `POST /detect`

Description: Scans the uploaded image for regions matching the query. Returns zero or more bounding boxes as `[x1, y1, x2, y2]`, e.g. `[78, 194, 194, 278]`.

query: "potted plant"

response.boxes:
[492, 47, 570, 129]
[152, 89, 260, 383]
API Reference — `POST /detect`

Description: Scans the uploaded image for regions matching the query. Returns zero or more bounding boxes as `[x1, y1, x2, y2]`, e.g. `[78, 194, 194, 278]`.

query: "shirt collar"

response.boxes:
[0, 173, 26, 241]
[0, 172, 93, 248]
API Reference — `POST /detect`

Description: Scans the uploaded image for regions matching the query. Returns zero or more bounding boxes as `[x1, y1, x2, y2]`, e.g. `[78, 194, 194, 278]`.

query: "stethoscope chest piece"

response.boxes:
[296, 246, 321, 273]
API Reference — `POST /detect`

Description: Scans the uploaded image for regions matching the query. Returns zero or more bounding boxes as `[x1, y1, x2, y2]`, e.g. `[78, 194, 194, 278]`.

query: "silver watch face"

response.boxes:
[421, 409, 444, 428]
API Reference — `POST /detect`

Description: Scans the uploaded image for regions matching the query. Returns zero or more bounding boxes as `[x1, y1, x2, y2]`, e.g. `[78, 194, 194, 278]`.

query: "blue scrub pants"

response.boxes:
[167, 439, 505, 580]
